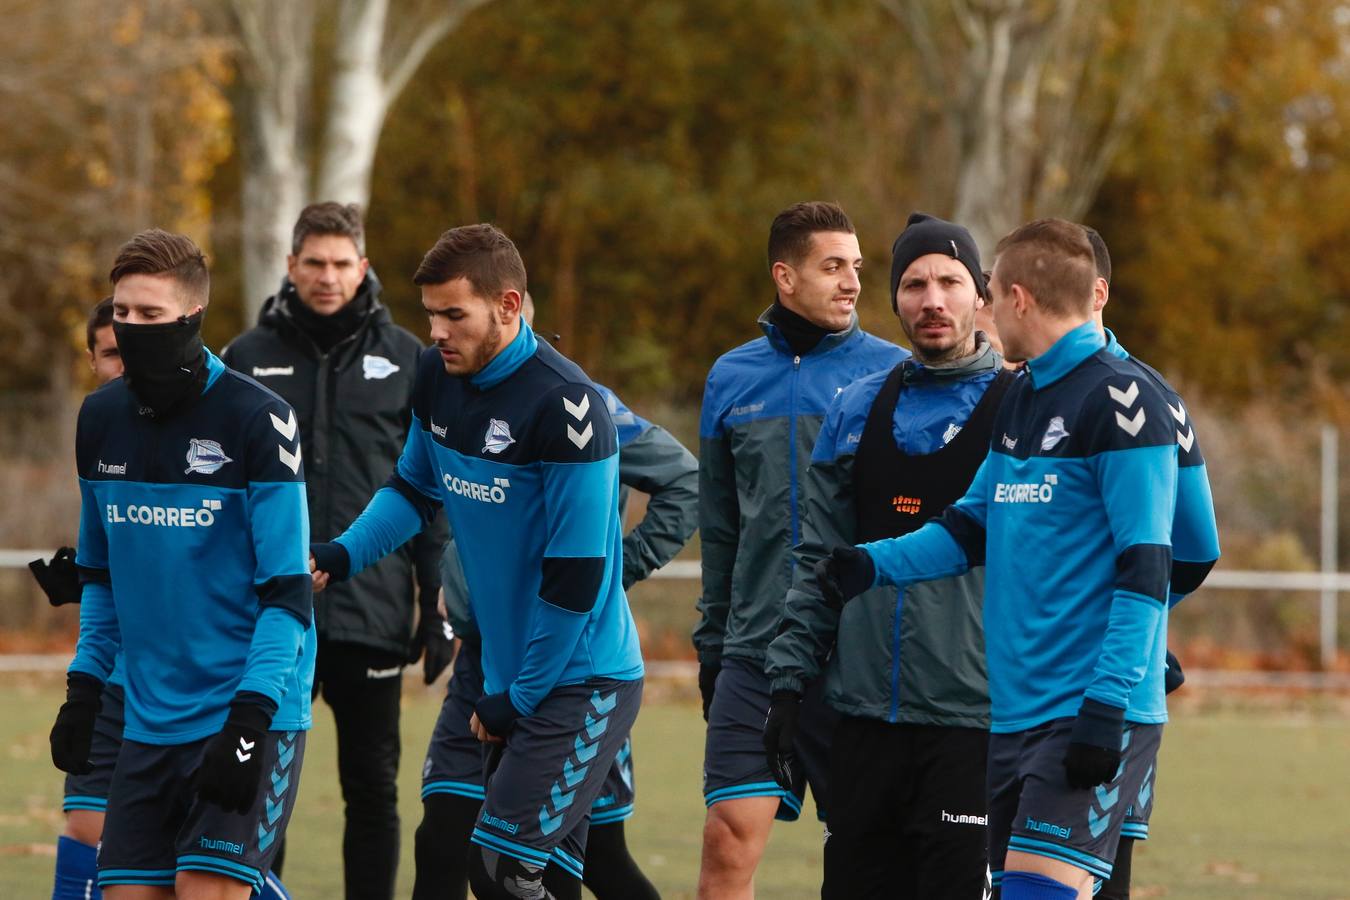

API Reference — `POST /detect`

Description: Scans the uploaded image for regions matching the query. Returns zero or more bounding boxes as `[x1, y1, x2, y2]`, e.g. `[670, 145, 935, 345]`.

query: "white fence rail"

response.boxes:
[3, 550, 1345, 667]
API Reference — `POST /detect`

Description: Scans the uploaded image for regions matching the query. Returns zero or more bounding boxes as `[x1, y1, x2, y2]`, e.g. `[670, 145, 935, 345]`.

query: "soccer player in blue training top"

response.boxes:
[694, 201, 905, 899]
[412, 291, 697, 900]
[816, 219, 1184, 900]
[52, 229, 316, 899]
[1081, 225, 1220, 900]
[765, 213, 1014, 899]
[310, 224, 645, 900]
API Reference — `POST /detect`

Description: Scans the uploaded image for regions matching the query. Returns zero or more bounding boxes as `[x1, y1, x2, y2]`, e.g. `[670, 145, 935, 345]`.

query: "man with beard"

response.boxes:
[818, 220, 1182, 900]
[765, 213, 1013, 898]
[53, 229, 315, 898]
[222, 202, 447, 900]
[311, 224, 644, 900]
[694, 201, 905, 898]
[412, 291, 697, 900]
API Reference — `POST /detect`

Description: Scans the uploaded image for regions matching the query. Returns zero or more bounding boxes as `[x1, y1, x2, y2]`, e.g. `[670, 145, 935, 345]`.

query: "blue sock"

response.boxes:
[52, 835, 100, 900]
[1002, 871, 1079, 900]
[255, 871, 292, 899]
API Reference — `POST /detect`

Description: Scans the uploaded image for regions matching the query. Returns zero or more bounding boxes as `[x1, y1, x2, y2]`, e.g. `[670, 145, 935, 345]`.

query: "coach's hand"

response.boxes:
[473, 692, 522, 743]
[762, 690, 802, 791]
[698, 659, 721, 721]
[409, 606, 455, 684]
[309, 541, 351, 593]
[1163, 649, 1185, 694]
[50, 672, 104, 774]
[1062, 698, 1125, 790]
[30, 547, 82, 607]
[195, 693, 274, 814]
[815, 546, 875, 609]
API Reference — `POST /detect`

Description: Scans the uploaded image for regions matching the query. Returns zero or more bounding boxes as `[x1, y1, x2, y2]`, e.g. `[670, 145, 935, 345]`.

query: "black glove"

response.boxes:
[1163, 649, 1185, 694]
[30, 547, 81, 607]
[309, 541, 351, 582]
[475, 692, 523, 740]
[1062, 698, 1125, 790]
[762, 690, 802, 791]
[194, 694, 274, 814]
[815, 546, 876, 609]
[698, 659, 721, 722]
[50, 672, 104, 774]
[408, 606, 455, 684]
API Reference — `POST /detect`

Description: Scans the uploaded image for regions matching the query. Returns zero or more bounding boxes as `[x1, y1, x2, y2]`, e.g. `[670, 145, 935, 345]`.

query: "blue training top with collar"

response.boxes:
[862, 322, 1179, 732]
[70, 351, 315, 744]
[1103, 328, 1220, 604]
[335, 324, 643, 715]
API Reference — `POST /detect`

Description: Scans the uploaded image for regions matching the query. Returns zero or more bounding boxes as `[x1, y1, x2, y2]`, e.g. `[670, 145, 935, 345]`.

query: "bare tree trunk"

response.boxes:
[314, 0, 492, 208]
[885, 0, 1174, 256]
[228, 0, 315, 321]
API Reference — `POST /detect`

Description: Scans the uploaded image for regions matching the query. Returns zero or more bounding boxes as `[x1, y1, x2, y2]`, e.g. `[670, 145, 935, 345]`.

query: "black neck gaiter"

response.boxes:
[114, 311, 208, 418]
[770, 299, 834, 356]
[286, 284, 372, 353]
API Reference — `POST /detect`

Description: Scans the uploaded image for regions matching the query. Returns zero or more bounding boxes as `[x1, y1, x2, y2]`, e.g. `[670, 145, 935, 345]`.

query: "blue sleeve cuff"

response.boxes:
[336, 487, 426, 577]
[236, 606, 307, 706]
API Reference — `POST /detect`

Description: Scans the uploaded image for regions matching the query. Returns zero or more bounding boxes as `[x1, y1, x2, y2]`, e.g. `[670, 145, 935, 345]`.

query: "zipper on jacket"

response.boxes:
[788, 355, 801, 550]
[889, 591, 903, 722]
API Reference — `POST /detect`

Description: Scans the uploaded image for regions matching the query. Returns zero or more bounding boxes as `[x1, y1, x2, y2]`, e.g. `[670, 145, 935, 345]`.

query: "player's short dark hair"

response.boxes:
[413, 223, 527, 299]
[86, 296, 114, 351]
[292, 202, 365, 255]
[1081, 225, 1111, 283]
[993, 219, 1095, 318]
[109, 229, 210, 307]
[768, 201, 855, 270]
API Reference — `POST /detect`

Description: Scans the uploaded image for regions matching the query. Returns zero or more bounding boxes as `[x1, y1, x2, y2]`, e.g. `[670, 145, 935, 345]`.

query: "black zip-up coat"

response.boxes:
[222, 274, 445, 655]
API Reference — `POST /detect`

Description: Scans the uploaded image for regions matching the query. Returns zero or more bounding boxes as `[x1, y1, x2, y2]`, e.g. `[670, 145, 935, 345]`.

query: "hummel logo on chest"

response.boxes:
[97, 459, 127, 476]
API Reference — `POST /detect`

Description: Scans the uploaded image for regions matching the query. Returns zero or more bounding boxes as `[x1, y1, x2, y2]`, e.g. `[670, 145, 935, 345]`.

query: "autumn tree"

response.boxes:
[219, 0, 491, 317]
[881, 0, 1177, 253]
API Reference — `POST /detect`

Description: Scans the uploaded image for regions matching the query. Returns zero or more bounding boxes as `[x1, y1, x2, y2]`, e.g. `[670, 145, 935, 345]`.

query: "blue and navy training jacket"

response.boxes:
[862, 322, 1179, 732]
[693, 309, 905, 664]
[1105, 330, 1220, 603]
[335, 325, 644, 715]
[70, 352, 315, 744]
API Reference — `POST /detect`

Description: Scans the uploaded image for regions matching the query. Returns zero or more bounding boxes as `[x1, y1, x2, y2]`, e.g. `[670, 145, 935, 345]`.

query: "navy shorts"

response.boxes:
[423, 644, 638, 824]
[987, 718, 1162, 890]
[63, 682, 125, 814]
[470, 678, 643, 880]
[98, 731, 306, 892]
[1120, 746, 1159, 841]
[702, 656, 835, 822]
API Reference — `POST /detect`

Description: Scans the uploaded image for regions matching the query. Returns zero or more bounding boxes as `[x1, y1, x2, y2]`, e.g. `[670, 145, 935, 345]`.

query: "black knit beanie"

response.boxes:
[888, 212, 986, 313]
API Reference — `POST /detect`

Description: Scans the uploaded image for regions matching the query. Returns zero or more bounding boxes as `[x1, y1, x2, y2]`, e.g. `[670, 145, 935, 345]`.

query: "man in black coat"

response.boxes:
[223, 202, 448, 900]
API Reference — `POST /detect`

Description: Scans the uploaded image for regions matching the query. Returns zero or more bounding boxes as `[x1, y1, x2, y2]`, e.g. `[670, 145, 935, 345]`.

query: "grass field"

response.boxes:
[3, 674, 1349, 899]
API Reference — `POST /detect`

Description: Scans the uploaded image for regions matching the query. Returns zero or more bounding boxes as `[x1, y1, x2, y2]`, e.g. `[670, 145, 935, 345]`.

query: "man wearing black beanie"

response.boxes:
[767, 211, 1013, 898]
[694, 201, 905, 898]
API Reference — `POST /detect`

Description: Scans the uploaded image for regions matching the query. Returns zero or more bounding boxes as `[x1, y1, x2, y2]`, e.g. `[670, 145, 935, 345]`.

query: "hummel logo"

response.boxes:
[236, 737, 255, 763]
[252, 366, 293, 377]
[1108, 381, 1140, 408]
[1116, 408, 1146, 437]
[1001, 433, 1018, 450]
[1177, 428, 1195, 452]
[270, 411, 298, 441]
[1168, 401, 1187, 424]
[564, 394, 591, 421]
[568, 423, 594, 449]
[278, 443, 302, 474]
